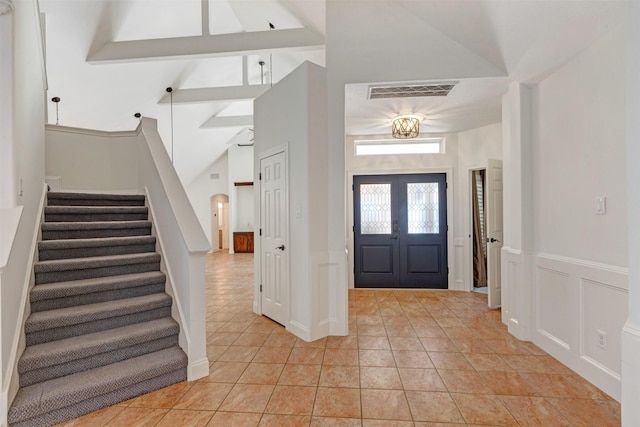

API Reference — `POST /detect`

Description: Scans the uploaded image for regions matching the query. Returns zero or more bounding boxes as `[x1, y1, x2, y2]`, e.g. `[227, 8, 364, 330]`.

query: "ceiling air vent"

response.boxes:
[368, 82, 457, 99]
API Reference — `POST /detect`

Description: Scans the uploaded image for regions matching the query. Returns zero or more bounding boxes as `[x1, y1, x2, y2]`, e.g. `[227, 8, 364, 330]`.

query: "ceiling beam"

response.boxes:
[158, 84, 270, 104]
[200, 115, 253, 129]
[87, 28, 324, 64]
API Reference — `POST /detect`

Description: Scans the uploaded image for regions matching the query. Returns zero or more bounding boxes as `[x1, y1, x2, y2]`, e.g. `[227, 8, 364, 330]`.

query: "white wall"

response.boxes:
[533, 30, 627, 267]
[622, 3, 640, 424]
[254, 61, 337, 341]
[0, 3, 15, 209]
[525, 23, 628, 400]
[45, 126, 139, 192]
[185, 151, 229, 247]
[1, 0, 47, 420]
[227, 144, 253, 253]
[235, 186, 254, 231]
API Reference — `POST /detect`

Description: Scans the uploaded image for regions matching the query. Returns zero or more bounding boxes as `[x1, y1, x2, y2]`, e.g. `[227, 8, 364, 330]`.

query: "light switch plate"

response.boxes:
[595, 196, 606, 215]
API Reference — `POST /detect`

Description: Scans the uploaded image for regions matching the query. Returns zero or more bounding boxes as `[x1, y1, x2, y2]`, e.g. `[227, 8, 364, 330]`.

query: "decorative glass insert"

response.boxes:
[360, 183, 391, 234]
[407, 183, 439, 234]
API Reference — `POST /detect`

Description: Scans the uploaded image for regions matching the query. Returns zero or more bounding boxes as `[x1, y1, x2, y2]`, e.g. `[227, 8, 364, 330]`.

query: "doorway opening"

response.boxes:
[210, 194, 229, 251]
[468, 160, 503, 308]
[471, 169, 488, 294]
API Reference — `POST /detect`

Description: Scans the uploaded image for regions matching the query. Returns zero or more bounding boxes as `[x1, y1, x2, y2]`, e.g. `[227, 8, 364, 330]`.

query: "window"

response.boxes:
[354, 138, 444, 156]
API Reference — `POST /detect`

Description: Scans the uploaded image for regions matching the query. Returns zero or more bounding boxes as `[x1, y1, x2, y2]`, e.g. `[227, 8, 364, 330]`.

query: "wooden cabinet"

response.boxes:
[233, 232, 254, 253]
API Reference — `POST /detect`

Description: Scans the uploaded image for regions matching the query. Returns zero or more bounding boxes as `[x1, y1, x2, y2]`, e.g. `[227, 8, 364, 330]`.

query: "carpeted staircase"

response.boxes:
[8, 192, 188, 427]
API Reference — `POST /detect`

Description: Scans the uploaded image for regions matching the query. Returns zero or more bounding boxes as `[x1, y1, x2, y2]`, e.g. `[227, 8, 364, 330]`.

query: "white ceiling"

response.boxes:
[39, 0, 625, 184]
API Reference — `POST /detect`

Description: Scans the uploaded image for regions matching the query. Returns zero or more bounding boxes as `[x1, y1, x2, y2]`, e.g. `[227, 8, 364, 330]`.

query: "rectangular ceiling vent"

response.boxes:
[368, 82, 457, 99]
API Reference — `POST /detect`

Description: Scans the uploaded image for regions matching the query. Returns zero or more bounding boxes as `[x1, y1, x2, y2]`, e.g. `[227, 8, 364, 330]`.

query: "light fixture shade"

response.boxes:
[392, 116, 420, 139]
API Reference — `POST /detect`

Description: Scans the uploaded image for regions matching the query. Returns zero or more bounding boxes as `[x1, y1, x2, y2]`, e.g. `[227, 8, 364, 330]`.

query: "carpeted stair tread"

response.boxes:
[40, 220, 152, 240]
[44, 206, 148, 215]
[47, 192, 146, 207]
[34, 253, 162, 291]
[44, 206, 149, 223]
[11, 370, 185, 427]
[30, 271, 166, 302]
[25, 293, 172, 333]
[38, 235, 156, 251]
[19, 318, 179, 373]
[34, 252, 160, 274]
[38, 236, 157, 261]
[41, 220, 152, 231]
[8, 347, 187, 426]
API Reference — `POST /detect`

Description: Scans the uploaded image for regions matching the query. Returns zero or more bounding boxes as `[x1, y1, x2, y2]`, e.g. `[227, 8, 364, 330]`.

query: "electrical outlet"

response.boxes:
[595, 196, 606, 215]
[597, 330, 607, 349]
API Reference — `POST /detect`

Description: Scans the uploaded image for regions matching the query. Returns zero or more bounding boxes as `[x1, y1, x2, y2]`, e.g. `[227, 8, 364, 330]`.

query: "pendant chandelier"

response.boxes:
[392, 115, 420, 139]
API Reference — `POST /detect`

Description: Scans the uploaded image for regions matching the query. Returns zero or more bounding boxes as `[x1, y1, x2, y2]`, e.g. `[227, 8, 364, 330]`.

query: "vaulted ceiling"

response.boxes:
[39, 0, 625, 184]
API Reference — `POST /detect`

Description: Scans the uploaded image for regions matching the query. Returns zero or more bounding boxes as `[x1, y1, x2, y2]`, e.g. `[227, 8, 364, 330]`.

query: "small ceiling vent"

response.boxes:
[368, 82, 457, 99]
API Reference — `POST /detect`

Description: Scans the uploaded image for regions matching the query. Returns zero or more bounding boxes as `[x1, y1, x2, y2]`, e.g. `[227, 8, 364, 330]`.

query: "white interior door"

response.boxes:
[486, 159, 503, 308]
[260, 151, 288, 325]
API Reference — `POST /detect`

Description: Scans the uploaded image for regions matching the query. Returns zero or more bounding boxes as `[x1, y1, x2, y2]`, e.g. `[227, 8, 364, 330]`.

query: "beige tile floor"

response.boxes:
[58, 250, 621, 426]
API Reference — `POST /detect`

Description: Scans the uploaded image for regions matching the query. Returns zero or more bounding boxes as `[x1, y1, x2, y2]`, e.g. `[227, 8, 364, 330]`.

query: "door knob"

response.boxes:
[276, 245, 285, 250]
[487, 237, 500, 243]
[390, 235, 398, 240]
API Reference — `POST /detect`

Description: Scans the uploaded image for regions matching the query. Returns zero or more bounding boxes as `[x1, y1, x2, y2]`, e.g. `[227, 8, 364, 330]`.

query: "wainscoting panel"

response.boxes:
[535, 267, 572, 350]
[581, 278, 628, 377]
[310, 251, 347, 339]
[534, 253, 628, 400]
[502, 247, 532, 340]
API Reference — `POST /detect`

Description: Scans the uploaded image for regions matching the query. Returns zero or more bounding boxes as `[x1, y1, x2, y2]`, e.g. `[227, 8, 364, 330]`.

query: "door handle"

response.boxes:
[390, 235, 398, 240]
[276, 245, 285, 250]
[487, 238, 500, 243]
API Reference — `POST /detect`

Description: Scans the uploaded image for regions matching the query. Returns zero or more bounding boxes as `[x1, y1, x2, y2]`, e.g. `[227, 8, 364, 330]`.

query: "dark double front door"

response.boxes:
[354, 173, 448, 289]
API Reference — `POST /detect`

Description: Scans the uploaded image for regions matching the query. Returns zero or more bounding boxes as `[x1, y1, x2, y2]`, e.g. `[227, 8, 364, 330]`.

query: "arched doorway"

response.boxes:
[210, 194, 229, 251]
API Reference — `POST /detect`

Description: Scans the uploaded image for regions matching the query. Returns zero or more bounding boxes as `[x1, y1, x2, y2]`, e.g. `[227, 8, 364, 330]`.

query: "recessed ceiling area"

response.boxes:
[345, 77, 511, 136]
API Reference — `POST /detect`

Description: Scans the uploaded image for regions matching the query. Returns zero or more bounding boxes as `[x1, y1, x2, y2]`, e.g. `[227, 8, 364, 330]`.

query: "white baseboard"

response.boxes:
[288, 320, 311, 342]
[187, 358, 210, 381]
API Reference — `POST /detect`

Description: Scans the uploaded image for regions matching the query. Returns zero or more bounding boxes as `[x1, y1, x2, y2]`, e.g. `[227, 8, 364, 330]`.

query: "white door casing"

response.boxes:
[486, 159, 504, 308]
[260, 150, 289, 325]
